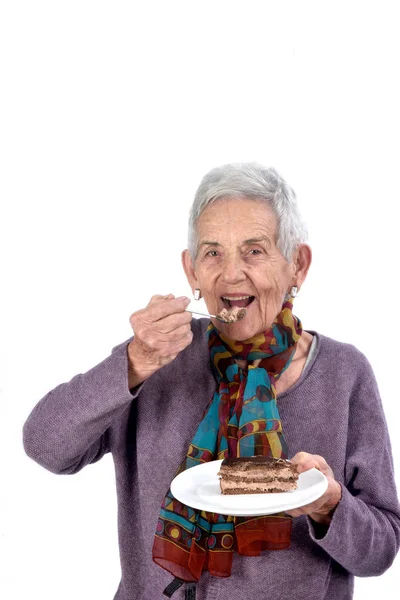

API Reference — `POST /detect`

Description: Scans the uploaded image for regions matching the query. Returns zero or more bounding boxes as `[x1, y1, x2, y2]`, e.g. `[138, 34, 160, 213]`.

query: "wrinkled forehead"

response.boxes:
[196, 196, 278, 245]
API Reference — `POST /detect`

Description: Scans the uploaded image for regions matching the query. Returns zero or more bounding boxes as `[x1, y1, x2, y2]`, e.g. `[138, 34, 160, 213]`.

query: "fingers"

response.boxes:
[286, 478, 342, 520]
[130, 321, 192, 350]
[155, 311, 193, 333]
[285, 497, 326, 518]
[128, 293, 194, 377]
[149, 294, 175, 301]
[289, 452, 330, 475]
[169, 327, 194, 351]
[146, 327, 193, 362]
[130, 309, 192, 339]
[160, 323, 193, 345]
[285, 452, 340, 521]
[146, 295, 191, 321]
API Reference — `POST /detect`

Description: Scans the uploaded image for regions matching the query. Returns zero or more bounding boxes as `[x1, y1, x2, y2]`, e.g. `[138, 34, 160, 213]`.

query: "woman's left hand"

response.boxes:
[285, 452, 342, 525]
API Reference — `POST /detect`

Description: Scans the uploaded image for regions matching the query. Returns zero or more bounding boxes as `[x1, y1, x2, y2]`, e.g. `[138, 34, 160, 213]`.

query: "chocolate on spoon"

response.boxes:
[216, 306, 247, 323]
[186, 307, 247, 323]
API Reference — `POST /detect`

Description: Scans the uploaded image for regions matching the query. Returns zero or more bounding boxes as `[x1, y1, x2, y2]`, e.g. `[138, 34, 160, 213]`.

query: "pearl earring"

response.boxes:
[290, 286, 298, 298]
[194, 289, 201, 301]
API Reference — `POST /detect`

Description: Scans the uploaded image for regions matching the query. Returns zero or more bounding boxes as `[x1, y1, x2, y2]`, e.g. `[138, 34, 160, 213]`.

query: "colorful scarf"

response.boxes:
[152, 297, 302, 596]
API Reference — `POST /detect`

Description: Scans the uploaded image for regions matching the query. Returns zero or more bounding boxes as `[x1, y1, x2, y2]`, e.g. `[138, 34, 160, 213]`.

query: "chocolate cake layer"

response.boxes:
[218, 456, 299, 495]
[221, 456, 295, 470]
[222, 486, 292, 495]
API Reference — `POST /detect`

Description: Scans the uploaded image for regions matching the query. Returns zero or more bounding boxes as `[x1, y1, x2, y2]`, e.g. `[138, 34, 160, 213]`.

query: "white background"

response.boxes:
[1, 1, 399, 599]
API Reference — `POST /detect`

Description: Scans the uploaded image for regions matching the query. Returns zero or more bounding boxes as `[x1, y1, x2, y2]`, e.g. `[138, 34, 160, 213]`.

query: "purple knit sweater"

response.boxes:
[23, 319, 400, 600]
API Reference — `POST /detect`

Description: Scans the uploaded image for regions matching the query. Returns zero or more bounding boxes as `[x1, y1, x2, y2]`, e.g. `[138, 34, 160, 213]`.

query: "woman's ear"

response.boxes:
[293, 244, 312, 291]
[181, 249, 199, 291]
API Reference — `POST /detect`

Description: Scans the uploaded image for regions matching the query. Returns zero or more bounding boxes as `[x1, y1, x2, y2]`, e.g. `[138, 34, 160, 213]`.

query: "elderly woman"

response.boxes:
[23, 163, 400, 600]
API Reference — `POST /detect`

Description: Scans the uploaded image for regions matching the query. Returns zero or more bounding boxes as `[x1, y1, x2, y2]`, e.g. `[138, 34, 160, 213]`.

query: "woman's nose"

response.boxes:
[219, 256, 246, 284]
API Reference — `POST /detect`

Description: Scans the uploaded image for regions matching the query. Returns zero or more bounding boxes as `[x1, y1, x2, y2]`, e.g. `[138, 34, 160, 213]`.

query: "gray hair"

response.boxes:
[188, 162, 308, 262]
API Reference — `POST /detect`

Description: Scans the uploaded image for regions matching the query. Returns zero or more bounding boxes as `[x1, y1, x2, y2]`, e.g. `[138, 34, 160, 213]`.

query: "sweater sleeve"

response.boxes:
[307, 355, 400, 576]
[23, 339, 140, 475]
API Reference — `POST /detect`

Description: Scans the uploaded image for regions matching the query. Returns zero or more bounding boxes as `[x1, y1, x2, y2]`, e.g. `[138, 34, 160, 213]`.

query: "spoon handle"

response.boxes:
[185, 309, 217, 319]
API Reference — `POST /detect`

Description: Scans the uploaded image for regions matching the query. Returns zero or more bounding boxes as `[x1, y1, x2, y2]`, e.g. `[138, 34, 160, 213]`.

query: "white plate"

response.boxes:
[171, 459, 328, 516]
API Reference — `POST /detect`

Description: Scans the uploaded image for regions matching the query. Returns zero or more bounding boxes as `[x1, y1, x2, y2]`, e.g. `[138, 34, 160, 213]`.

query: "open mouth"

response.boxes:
[221, 295, 255, 309]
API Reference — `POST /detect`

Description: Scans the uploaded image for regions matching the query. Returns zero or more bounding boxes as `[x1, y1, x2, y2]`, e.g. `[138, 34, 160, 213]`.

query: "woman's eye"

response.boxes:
[249, 249, 262, 255]
[206, 250, 219, 257]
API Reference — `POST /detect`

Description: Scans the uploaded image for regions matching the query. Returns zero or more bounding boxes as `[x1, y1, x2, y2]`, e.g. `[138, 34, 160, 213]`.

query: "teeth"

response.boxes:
[222, 295, 251, 300]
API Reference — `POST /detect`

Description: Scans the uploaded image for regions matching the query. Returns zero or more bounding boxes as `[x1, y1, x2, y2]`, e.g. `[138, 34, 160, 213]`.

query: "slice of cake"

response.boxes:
[218, 456, 299, 495]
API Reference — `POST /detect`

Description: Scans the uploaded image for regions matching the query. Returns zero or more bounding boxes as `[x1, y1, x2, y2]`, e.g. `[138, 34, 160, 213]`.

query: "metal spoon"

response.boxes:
[186, 308, 246, 323]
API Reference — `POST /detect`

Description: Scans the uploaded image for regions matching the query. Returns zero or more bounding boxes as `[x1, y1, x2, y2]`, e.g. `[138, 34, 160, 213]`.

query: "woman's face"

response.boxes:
[183, 197, 306, 340]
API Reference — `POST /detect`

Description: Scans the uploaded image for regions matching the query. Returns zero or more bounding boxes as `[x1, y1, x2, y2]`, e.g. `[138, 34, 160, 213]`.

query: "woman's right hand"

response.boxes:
[127, 294, 193, 388]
